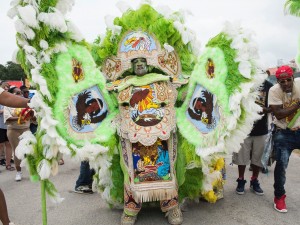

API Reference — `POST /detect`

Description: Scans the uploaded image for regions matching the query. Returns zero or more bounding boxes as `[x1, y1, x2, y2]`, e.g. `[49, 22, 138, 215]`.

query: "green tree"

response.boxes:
[0, 61, 26, 81]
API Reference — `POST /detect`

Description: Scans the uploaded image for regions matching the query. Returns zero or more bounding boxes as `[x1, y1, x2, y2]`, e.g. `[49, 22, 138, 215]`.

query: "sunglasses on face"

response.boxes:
[23, 91, 29, 94]
[14, 91, 22, 95]
[278, 78, 293, 85]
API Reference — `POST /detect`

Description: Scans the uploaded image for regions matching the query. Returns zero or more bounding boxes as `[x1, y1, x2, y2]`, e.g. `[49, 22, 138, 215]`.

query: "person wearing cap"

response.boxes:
[268, 65, 300, 213]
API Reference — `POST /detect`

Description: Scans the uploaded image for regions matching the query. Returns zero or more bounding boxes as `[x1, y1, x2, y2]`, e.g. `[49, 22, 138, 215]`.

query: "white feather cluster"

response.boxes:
[37, 159, 51, 180]
[56, 0, 75, 15]
[105, 15, 122, 37]
[116, 1, 132, 13]
[38, 9, 68, 33]
[18, 5, 39, 28]
[66, 21, 84, 42]
[15, 131, 37, 160]
[223, 21, 259, 79]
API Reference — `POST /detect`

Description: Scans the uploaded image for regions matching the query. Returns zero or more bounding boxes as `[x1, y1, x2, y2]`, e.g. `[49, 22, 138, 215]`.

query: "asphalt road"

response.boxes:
[1, 153, 300, 225]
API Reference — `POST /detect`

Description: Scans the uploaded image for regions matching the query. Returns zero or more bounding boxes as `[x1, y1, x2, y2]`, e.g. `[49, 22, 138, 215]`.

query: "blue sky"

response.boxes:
[0, 0, 299, 68]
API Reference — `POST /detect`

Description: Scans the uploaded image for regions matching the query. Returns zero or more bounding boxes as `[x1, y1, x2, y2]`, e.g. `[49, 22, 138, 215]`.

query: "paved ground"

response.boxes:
[1, 153, 300, 225]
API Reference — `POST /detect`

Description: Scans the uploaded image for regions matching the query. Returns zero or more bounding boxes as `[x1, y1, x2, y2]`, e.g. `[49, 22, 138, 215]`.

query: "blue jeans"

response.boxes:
[273, 129, 300, 197]
[75, 161, 94, 189]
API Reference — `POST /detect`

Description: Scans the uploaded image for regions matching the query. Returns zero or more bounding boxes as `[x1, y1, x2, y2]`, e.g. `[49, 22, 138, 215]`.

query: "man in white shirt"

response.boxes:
[268, 65, 300, 213]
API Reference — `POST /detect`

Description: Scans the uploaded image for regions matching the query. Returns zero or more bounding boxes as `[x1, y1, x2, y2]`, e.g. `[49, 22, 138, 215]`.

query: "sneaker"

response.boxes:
[261, 167, 268, 174]
[165, 206, 183, 225]
[236, 178, 247, 195]
[74, 185, 93, 194]
[250, 178, 264, 195]
[121, 212, 137, 225]
[274, 195, 288, 213]
[0, 158, 6, 166]
[249, 165, 253, 171]
[15, 171, 22, 181]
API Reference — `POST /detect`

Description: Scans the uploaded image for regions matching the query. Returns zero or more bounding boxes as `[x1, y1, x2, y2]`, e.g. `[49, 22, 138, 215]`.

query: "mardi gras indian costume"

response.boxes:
[9, 1, 267, 225]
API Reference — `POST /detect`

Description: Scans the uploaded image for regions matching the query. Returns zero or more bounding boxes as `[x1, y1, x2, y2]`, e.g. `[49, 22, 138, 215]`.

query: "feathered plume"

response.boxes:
[284, 0, 300, 17]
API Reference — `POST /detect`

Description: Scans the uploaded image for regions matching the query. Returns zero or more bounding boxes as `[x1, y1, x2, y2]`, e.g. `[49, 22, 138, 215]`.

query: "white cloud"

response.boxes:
[0, 0, 299, 67]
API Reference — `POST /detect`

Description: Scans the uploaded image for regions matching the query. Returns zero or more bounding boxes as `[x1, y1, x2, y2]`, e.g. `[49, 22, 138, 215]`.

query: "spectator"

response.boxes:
[0, 81, 14, 171]
[0, 85, 30, 225]
[233, 79, 273, 195]
[3, 87, 31, 182]
[269, 65, 300, 213]
[74, 161, 94, 194]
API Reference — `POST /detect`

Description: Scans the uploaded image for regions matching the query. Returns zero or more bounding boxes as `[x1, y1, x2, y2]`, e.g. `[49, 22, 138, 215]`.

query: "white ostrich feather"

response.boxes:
[18, 5, 39, 28]
[11, 49, 19, 64]
[20, 157, 28, 168]
[40, 40, 49, 50]
[43, 146, 55, 159]
[37, 159, 51, 180]
[66, 21, 83, 42]
[238, 61, 252, 78]
[23, 45, 37, 54]
[16, 36, 29, 47]
[15, 142, 34, 160]
[222, 21, 241, 38]
[56, 0, 75, 15]
[48, 192, 64, 204]
[7, 7, 18, 19]
[26, 54, 38, 67]
[163, 43, 174, 53]
[40, 115, 58, 130]
[19, 130, 37, 143]
[10, 0, 22, 7]
[116, 1, 132, 13]
[39, 51, 51, 63]
[23, 0, 39, 11]
[56, 136, 67, 147]
[38, 10, 68, 33]
[52, 42, 68, 53]
[14, 19, 26, 34]
[154, 5, 172, 18]
[42, 134, 53, 146]
[44, 126, 58, 139]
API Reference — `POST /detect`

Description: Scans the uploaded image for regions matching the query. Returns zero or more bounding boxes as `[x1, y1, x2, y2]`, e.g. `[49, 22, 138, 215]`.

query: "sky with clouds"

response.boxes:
[0, 0, 299, 68]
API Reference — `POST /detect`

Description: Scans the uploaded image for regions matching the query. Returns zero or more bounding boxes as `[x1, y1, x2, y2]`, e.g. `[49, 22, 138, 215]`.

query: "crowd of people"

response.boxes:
[1, 65, 300, 224]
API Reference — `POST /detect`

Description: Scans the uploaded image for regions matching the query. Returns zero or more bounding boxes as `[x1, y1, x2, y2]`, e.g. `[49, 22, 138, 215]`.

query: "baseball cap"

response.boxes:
[275, 65, 293, 79]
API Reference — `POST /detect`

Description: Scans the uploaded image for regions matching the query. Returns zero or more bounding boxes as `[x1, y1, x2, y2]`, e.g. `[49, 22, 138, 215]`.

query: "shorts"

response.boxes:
[232, 134, 267, 168]
[0, 128, 8, 143]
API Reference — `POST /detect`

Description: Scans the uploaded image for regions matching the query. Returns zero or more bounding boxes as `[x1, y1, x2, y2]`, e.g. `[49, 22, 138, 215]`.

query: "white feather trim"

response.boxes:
[18, 5, 39, 28]
[38, 10, 68, 33]
[116, 1, 132, 13]
[11, 49, 19, 64]
[48, 192, 64, 204]
[10, 0, 21, 7]
[7, 7, 18, 19]
[23, 45, 37, 54]
[238, 61, 252, 78]
[66, 21, 83, 42]
[56, 0, 75, 15]
[37, 159, 51, 180]
[40, 40, 49, 49]
[163, 43, 174, 52]
[43, 146, 55, 159]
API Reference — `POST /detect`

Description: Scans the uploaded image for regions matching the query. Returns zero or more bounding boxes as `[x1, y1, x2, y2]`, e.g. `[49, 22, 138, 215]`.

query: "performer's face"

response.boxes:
[132, 58, 148, 76]
[277, 75, 294, 93]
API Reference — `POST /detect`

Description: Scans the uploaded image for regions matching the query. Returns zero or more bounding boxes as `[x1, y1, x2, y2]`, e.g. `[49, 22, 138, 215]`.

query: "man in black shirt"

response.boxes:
[233, 79, 273, 195]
